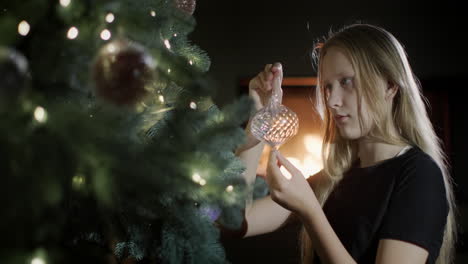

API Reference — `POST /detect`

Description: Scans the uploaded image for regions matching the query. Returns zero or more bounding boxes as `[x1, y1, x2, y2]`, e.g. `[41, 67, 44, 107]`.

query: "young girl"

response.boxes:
[233, 24, 457, 264]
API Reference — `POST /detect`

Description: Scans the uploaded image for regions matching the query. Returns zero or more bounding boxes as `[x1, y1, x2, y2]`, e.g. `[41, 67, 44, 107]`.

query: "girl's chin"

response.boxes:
[338, 129, 360, 140]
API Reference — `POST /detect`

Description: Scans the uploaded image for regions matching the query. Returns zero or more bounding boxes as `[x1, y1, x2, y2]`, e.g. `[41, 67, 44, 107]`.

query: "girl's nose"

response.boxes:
[326, 84, 343, 109]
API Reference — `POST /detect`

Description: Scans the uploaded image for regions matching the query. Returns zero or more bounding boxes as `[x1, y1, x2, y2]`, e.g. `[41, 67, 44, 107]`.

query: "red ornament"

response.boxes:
[174, 0, 196, 15]
[92, 39, 156, 106]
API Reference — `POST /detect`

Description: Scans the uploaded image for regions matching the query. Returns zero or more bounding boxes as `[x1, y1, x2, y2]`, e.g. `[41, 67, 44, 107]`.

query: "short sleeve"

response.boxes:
[378, 156, 449, 259]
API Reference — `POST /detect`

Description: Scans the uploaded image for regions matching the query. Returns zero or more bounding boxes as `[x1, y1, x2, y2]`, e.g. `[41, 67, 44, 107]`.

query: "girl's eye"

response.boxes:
[341, 77, 353, 87]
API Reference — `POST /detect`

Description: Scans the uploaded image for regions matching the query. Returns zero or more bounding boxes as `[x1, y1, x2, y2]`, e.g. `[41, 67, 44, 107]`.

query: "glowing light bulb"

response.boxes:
[100, 29, 111, 40]
[105, 13, 115, 23]
[106, 43, 116, 53]
[164, 39, 171, 49]
[199, 179, 206, 186]
[72, 175, 85, 186]
[158, 95, 164, 103]
[67, 27, 79, 39]
[150, 10, 156, 17]
[173, 33, 178, 37]
[31, 257, 45, 264]
[189, 60, 193, 65]
[167, 68, 171, 74]
[190, 102, 197, 110]
[226, 185, 234, 192]
[192, 173, 201, 183]
[59, 0, 71, 7]
[18, 20, 30, 36]
[34, 106, 47, 123]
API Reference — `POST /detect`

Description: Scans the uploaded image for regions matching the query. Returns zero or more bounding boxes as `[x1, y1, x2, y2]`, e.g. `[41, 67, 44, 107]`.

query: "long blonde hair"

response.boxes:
[300, 24, 458, 264]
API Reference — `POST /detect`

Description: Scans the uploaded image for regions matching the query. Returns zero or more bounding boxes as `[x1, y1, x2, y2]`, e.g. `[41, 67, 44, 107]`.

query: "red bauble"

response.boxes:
[174, 0, 196, 15]
[92, 39, 156, 106]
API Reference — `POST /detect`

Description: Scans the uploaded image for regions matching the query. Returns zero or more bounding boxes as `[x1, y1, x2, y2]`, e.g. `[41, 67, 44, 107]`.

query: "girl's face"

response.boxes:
[321, 47, 372, 140]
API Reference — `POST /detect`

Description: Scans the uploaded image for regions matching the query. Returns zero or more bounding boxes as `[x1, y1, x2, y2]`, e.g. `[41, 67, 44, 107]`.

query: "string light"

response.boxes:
[72, 175, 85, 189]
[31, 257, 45, 264]
[34, 106, 47, 123]
[100, 29, 111, 40]
[192, 173, 201, 183]
[18, 20, 30, 36]
[59, 0, 71, 7]
[105, 13, 115, 23]
[173, 33, 178, 37]
[150, 10, 156, 17]
[67, 27, 79, 39]
[158, 95, 164, 103]
[226, 185, 234, 192]
[164, 39, 171, 49]
[167, 68, 171, 74]
[189, 60, 193, 65]
[189, 102, 197, 110]
[192, 173, 206, 186]
[106, 43, 116, 53]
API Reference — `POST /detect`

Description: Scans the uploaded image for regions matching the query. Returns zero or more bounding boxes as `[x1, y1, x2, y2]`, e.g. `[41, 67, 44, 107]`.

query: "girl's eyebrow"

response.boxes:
[322, 71, 354, 84]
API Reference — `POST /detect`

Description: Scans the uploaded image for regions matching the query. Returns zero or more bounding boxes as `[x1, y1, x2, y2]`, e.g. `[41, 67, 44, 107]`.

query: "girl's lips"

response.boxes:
[334, 115, 350, 123]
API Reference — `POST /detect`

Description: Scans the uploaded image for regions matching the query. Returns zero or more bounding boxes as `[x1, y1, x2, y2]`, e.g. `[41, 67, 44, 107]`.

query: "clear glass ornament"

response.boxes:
[250, 75, 299, 149]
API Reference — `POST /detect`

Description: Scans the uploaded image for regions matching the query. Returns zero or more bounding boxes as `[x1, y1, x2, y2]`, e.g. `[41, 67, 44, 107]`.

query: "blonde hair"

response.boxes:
[301, 24, 458, 264]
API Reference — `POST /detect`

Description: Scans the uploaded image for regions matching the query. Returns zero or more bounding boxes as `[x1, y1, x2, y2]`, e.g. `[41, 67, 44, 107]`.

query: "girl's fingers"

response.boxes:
[271, 62, 282, 72]
[259, 72, 271, 91]
[259, 72, 267, 84]
[250, 77, 261, 92]
[267, 150, 288, 186]
[275, 151, 300, 176]
[271, 63, 283, 90]
[265, 64, 274, 82]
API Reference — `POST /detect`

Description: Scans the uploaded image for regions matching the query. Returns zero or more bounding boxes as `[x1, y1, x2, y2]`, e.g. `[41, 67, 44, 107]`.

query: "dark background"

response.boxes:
[190, 0, 467, 263]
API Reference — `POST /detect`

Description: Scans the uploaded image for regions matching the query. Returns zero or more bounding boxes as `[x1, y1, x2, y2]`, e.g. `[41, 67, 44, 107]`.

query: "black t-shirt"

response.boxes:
[311, 146, 449, 264]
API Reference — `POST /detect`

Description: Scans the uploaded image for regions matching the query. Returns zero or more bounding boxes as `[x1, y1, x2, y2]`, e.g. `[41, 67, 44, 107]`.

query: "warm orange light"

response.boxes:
[302, 133, 323, 177]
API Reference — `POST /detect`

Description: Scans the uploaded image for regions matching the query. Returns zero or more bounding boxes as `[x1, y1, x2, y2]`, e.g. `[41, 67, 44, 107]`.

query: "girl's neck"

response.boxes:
[357, 141, 409, 168]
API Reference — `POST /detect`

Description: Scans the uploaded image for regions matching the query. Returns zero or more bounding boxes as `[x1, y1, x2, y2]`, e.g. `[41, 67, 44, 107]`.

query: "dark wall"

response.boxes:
[190, 0, 466, 105]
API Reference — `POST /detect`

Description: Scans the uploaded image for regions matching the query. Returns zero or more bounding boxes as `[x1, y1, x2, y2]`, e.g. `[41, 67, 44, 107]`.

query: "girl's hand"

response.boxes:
[248, 63, 283, 111]
[266, 149, 317, 216]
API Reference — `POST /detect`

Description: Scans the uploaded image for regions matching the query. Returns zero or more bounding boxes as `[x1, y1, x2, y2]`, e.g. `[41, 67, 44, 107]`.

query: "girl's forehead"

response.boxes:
[321, 48, 355, 83]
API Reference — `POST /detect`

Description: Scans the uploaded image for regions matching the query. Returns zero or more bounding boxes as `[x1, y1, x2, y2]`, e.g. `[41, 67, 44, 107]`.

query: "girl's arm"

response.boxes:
[222, 62, 294, 238]
[235, 121, 292, 238]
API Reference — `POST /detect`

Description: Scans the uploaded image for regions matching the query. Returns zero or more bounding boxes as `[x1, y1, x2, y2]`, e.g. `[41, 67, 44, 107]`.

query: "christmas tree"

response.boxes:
[0, 0, 253, 263]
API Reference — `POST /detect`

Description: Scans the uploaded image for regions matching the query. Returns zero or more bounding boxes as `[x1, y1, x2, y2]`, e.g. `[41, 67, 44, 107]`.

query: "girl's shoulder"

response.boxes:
[394, 146, 445, 191]
[399, 146, 441, 173]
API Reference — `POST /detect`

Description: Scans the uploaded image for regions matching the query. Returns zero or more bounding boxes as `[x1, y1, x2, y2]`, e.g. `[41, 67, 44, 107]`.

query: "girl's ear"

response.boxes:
[385, 81, 399, 101]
